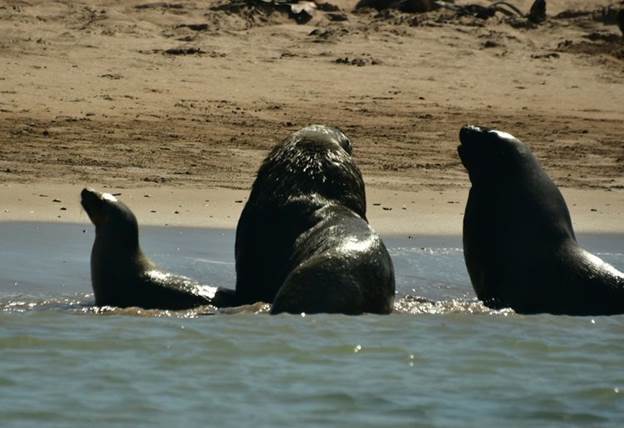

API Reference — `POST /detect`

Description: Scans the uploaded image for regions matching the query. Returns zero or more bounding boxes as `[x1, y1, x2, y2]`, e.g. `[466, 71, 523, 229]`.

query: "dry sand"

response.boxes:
[0, 0, 623, 234]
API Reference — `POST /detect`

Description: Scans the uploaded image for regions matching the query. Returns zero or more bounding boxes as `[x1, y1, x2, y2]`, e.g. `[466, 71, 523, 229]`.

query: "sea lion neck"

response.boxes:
[93, 221, 141, 255]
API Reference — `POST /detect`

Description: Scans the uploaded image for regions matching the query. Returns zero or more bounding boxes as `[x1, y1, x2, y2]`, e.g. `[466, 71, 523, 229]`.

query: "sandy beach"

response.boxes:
[1, 182, 623, 234]
[1, 0, 623, 234]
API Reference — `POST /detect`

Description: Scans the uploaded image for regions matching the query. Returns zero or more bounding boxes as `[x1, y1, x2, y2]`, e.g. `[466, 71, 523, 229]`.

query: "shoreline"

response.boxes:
[2, 183, 622, 235]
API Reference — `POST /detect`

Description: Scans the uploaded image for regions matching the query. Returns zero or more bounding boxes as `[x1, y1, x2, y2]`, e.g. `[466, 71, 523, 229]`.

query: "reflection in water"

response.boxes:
[1, 223, 623, 317]
[0, 293, 510, 317]
[1, 224, 624, 427]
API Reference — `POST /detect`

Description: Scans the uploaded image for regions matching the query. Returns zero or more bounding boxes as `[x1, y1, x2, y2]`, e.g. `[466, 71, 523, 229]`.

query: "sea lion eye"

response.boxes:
[340, 137, 353, 155]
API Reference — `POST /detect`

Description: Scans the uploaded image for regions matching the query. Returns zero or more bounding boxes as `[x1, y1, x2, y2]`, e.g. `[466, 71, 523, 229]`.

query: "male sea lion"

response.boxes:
[458, 125, 624, 315]
[81, 188, 236, 309]
[235, 125, 395, 314]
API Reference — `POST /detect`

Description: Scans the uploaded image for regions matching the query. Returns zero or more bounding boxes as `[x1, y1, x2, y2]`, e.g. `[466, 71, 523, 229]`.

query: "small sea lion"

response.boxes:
[235, 125, 396, 314]
[458, 126, 624, 315]
[81, 188, 236, 309]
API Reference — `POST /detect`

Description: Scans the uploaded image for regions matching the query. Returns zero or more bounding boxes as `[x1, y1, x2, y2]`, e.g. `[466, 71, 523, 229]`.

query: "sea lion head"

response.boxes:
[253, 124, 366, 217]
[81, 188, 139, 248]
[458, 125, 533, 184]
[290, 124, 353, 155]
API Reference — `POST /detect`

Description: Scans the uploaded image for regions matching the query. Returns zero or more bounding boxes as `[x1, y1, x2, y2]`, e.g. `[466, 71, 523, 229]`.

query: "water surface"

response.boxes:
[1, 223, 623, 427]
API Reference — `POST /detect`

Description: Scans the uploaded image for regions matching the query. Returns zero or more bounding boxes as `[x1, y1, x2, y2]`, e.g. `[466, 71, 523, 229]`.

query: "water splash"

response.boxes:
[1, 293, 511, 317]
[394, 294, 514, 315]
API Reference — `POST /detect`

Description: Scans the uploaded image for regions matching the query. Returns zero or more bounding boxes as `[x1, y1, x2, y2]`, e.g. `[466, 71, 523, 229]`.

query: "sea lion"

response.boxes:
[81, 188, 236, 309]
[235, 125, 396, 314]
[458, 125, 624, 315]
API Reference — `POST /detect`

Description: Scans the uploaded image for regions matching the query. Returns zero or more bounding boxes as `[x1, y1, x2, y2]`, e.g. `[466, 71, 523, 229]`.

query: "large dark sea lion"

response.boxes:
[81, 188, 236, 309]
[235, 125, 396, 314]
[458, 125, 624, 315]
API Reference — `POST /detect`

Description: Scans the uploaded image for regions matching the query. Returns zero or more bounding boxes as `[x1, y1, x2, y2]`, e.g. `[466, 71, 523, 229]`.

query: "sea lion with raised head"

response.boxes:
[81, 188, 236, 309]
[458, 125, 624, 315]
[235, 125, 395, 314]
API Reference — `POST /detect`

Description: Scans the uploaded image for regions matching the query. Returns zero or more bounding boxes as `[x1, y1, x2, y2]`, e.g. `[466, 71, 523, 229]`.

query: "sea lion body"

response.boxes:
[458, 126, 624, 315]
[82, 189, 236, 309]
[235, 125, 395, 314]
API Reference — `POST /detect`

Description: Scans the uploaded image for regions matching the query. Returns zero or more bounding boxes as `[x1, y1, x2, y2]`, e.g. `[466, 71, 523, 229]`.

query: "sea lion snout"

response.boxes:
[459, 125, 489, 146]
[458, 125, 483, 164]
[80, 188, 111, 225]
[81, 188, 100, 211]
[458, 125, 519, 158]
[81, 187, 97, 202]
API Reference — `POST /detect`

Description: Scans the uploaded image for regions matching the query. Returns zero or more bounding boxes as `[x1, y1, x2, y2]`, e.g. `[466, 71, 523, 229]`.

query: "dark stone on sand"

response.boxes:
[528, 0, 546, 24]
[355, 0, 437, 13]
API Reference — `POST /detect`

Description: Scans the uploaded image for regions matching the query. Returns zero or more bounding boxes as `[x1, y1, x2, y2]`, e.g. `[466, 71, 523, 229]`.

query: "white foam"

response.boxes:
[145, 270, 171, 282]
[195, 285, 218, 299]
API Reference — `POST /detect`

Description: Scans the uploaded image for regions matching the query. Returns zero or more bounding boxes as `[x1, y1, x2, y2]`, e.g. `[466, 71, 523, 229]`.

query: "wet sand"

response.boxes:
[1, 182, 622, 234]
[0, 0, 623, 233]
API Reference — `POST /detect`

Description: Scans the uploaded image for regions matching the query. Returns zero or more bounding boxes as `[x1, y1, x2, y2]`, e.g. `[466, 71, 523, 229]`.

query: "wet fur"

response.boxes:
[235, 125, 395, 314]
[458, 126, 624, 315]
[81, 189, 236, 309]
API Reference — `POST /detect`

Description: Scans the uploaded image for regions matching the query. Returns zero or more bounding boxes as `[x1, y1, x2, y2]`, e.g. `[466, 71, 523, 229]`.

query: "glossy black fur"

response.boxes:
[235, 125, 395, 314]
[81, 188, 237, 309]
[458, 126, 624, 315]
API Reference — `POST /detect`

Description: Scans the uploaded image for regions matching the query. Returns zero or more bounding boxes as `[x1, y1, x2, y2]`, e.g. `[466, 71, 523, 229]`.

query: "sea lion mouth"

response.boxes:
[457, 125, 501, 177]
[458, 125, 483, 164]
[459, 125, 489, 147]
[81, 188, 110, 225]
[81, 188, 98, 207]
